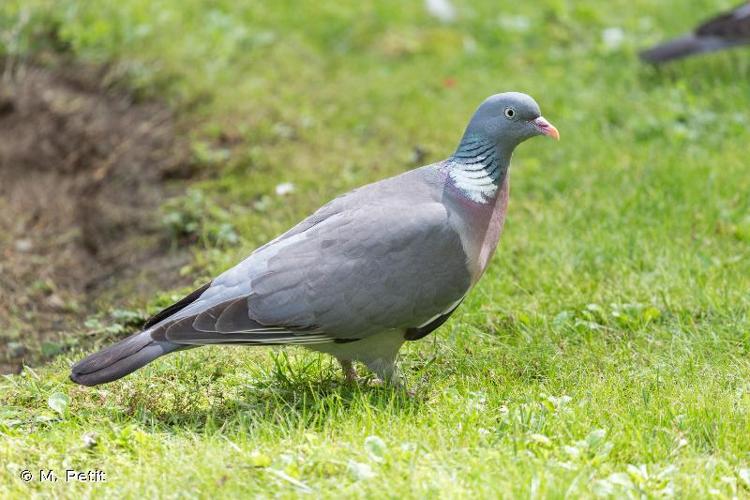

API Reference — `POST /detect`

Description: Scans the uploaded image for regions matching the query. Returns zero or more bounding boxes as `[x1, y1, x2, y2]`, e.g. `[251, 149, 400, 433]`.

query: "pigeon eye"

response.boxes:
[504, 107, 515, 119]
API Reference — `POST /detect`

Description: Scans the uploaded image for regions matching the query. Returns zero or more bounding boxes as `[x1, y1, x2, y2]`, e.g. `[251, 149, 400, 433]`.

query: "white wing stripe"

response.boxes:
[416, 296, 465, 328]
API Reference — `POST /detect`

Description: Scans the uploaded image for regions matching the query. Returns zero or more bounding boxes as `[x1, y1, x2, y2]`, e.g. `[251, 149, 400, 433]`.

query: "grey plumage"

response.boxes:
[640, 2, 750, 63]
[70, 92, 559, 387]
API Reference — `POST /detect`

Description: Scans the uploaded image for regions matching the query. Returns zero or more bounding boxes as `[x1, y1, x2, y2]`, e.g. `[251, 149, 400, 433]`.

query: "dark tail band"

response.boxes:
[70, 330, 183, 386]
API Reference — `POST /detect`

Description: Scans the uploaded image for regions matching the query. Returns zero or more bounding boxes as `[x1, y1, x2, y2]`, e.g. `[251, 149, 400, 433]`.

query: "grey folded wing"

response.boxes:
[149, 193, 471, 345]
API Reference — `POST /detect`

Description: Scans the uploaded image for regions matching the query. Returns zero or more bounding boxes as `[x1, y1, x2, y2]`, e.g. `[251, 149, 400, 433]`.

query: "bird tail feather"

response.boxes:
[640, 34, 741, 63]
[70, 329, 183, 386]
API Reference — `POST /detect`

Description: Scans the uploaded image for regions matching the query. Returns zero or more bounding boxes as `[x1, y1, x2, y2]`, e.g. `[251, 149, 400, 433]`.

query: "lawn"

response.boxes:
[2, 0, 750, 497]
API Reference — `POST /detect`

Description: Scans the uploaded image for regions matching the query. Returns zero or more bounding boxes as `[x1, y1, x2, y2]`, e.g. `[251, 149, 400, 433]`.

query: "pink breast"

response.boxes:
[442, 168, 511, 283]
[474, 176, 509, 281]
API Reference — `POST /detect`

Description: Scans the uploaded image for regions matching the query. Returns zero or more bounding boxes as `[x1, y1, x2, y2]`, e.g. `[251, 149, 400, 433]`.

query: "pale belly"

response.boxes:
[307, 329, 405, 365]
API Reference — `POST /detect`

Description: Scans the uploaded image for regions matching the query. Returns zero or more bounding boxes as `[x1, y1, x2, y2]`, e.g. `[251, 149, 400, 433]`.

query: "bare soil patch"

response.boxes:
[0, 61, 195, 373]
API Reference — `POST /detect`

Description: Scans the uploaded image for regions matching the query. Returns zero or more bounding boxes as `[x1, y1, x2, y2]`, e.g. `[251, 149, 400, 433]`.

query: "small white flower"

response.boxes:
[563, 445, 581, 458]
[82, 433, 98, 448]
[275, 182, 296, 196]
[425, 0, 456, 23]
[468, 391, 487, 411]
[720, 476, 736, 485]
[738, 468, 750, 487]
[529, 433, 552, 446]
[499, 15, 530, 32]
[593, 479, 616, 496]
[607, 472, 634, 488]
[364, 435, 387, 462]
[400, 442, 417, 452]
[463, 36, 478, 54]
[602, 27, 625, 50]
[348, 460, 376, 480]
[14, 239, 32, 252]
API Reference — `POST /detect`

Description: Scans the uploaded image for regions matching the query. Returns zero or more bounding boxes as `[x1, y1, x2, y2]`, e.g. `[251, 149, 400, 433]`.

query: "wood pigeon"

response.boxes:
[640, 2, 750, 63]
[70, 92, 559, 387]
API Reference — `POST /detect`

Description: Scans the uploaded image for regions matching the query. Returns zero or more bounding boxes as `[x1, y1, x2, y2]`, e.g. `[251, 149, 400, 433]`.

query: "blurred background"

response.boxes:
[0, 0, 748, 375]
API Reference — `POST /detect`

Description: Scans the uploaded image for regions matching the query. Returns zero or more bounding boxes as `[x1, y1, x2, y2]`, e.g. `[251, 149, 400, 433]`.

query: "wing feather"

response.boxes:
[144, 167, 471, 346]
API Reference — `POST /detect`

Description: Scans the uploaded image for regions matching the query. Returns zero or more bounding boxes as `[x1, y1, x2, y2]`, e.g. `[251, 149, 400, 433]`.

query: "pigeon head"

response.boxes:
[461, 92, 559, 149]
[448, 93, 559, 203]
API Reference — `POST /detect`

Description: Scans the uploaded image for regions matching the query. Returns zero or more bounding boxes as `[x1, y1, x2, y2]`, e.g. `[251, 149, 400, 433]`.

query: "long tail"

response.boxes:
[640, 34, 744, 63]
[70, 329, 185, 386]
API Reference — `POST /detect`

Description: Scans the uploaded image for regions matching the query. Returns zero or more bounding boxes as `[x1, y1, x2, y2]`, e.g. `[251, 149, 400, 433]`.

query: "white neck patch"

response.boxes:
[447, 138, 507, 203]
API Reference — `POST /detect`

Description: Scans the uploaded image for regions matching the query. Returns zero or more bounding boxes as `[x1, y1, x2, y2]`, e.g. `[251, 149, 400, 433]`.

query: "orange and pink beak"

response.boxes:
[532, 116, 560, 140]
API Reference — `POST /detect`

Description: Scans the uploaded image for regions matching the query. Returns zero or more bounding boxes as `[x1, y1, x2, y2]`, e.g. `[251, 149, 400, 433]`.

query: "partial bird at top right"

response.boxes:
[640, 2, 750, 63]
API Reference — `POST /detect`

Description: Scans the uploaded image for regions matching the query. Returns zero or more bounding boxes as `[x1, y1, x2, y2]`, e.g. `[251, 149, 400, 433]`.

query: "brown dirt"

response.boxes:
[0, 61, 195, 374]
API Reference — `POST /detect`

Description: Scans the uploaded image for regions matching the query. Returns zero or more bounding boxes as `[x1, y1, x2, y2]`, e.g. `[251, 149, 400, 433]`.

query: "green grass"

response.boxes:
[2, 0, 750, 497]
